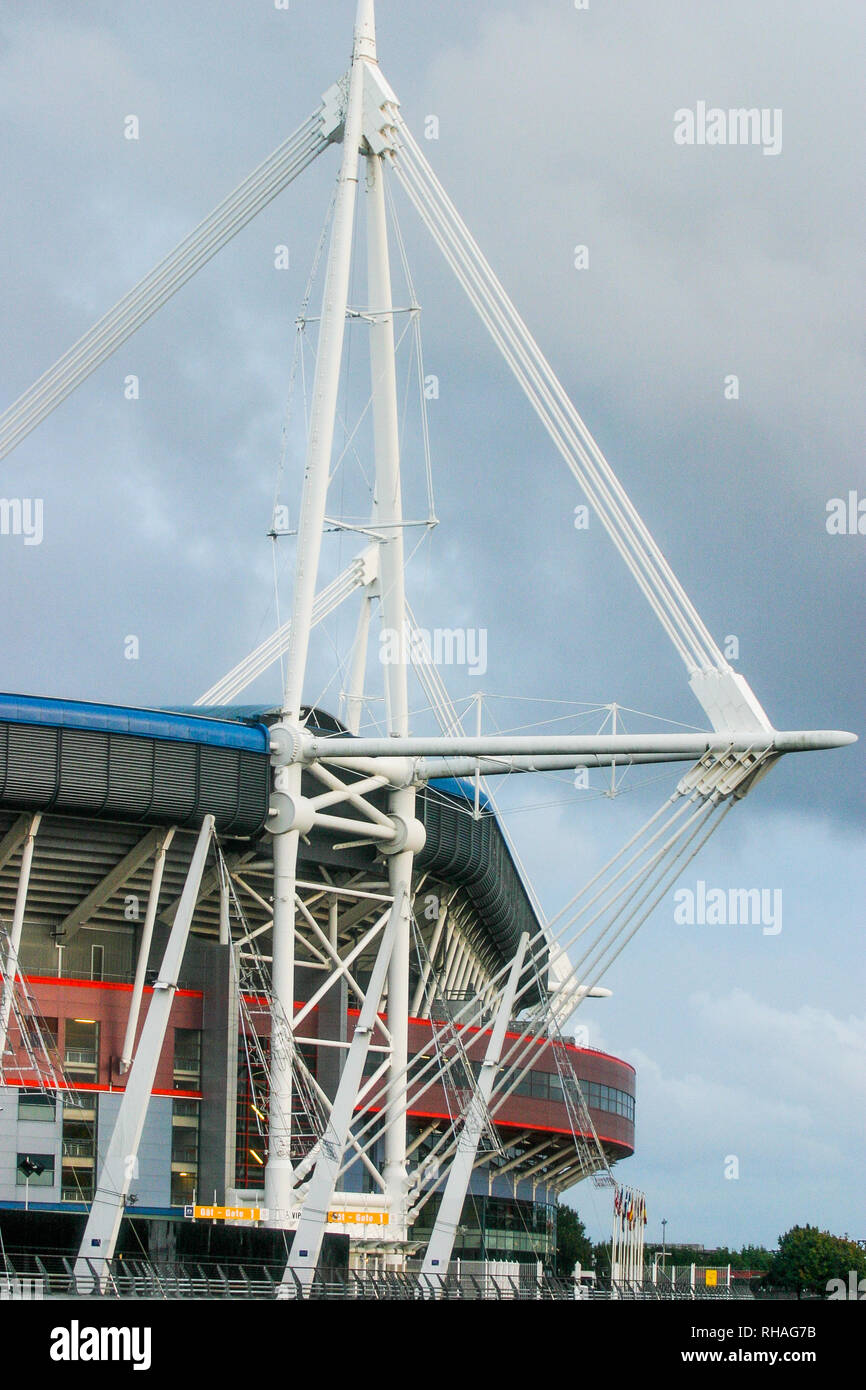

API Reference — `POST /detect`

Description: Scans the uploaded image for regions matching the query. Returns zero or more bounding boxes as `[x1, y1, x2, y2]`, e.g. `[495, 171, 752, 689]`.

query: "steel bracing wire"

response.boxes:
[388, 121, 728, 676]
[333, 748, 770, 1180]
[0, 111, 331, 459]
[195, 555, 368, 705]
[394, 791, 732, 1192]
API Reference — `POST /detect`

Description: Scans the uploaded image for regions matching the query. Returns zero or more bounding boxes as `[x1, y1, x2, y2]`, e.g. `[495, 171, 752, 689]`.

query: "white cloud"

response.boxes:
[572, 987, 866, 1246]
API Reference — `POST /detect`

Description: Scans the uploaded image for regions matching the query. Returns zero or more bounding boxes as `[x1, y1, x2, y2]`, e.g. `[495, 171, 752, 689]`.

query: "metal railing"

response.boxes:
[0, 1251, 757, 1301]
[19, 965, 198, 991]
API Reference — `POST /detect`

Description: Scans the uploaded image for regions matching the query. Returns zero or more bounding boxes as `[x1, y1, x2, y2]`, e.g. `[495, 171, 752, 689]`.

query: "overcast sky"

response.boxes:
[0, 0, 863, 1251]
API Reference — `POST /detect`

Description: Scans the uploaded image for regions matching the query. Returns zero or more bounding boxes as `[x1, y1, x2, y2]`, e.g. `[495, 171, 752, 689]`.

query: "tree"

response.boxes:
[556, 1203, 594, 1277]
[764, 1225, 866, 1298]
[736, 1244, 774, 1272]
[644, 1242, 773, 1272]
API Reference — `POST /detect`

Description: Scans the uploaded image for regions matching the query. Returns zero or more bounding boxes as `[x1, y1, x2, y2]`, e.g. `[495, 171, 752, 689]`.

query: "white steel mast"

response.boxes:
[264, 0, 373, 1226]
[365, 144, 420, 1242]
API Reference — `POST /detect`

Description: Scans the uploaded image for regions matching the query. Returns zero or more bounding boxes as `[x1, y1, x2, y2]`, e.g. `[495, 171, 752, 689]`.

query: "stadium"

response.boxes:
[0, 692, 635, 1288]
[0, 1, 853, 1301]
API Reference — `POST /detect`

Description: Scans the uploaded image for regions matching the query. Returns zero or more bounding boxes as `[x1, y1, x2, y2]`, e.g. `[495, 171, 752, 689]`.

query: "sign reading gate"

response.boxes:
[328, 1210, 389, 1226]
[184, 1204, 389, 1227]
[185, 1205, 267, 1222]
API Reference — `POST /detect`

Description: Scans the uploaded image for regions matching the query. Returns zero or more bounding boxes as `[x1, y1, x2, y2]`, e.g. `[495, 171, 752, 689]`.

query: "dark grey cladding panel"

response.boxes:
[416, 787, 546, 990]
[0, 721, 269, 837]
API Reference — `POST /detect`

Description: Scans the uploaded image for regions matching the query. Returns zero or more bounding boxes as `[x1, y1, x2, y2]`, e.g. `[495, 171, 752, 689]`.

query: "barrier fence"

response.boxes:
[0, 1251, 756, 1301]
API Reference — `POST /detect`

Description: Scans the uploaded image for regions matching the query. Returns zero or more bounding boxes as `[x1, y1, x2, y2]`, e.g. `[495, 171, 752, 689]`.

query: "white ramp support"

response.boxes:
[0, 812, 41, 1064]
[118, 827, 176, 1073]
[281, 890, 400, 1295]
[420, 931, 530, 1284]
[73, 816, 214, 1290]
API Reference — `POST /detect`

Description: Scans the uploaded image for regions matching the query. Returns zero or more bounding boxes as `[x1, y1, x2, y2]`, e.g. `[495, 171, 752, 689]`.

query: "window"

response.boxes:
[173, 1028, 202, 1090]
[415, 1192, 557, 1262]
[61, 1093, 95, 1122]
[61, 1169, 94, 1202]
[90, 944, 104, 982]
[236, 1050, 268, 1191]
[18, 1091, 56, 1123]
[172, 1097, 200, 1118]
[490, 1060, 634, 1123]
[61, 1107, 96, 1203]
[581, 1079, 635, 1123]
[171, 1098, 200, 1205]
[16, 1153, 55, 1187]
[64, 1019, 99, 1081]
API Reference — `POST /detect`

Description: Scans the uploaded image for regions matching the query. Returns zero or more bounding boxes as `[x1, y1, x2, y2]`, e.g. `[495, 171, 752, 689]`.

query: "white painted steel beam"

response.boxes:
[196, 551, 375, 706]
[265, 0, 370, 1228]
[58, 827, 167, 942]
[118, 828, 176, 1073]
[73, 816, 214, 1291]
[281, 888, 399, 1293]
[420, 933, 529, 1282]
[0, 813, 41, 1062]
[297, 730, 855, 763]
[365, 141, 420, 1244]
[410, 900, 449, 1016]
[160, 850, 254, 926]
[0, 815, 32, 874]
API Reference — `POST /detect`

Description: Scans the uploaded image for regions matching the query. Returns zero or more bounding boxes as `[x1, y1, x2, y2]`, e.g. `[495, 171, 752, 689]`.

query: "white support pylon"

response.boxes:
[420, 932, 530, 1286]
[281, 893, 399, 1295]
[265, 0, 373, 1229]
[365, 144, 423, 1252]
[73, 816, 214, 1291]
[119, 827, 175, 1073]
[0, 812, 41, 1064]
[343, 585, 376, 734]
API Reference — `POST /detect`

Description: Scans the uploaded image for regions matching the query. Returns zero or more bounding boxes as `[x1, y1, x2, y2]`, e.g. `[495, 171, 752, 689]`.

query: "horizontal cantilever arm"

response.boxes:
[296, 729, 856, 764]
[416, 752, 728, 777]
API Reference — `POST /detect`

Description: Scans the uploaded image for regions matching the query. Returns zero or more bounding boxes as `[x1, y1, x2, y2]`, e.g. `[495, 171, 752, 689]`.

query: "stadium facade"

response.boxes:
[0, 693, 634, 1272]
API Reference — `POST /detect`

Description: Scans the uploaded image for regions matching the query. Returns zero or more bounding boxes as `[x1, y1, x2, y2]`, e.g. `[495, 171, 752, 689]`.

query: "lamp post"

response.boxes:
[17, 1154, 45, 1211]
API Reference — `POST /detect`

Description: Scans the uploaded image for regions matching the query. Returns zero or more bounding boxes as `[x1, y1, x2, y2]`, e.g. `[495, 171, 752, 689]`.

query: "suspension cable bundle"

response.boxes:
[0, 112, 331, 461]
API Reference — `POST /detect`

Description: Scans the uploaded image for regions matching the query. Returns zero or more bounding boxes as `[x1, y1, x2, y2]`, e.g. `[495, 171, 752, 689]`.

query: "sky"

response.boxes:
[0, 0, 863, 1251]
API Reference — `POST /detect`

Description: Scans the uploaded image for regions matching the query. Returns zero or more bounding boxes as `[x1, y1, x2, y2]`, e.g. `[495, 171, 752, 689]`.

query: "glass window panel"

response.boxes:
[18, 1091, 56, 1122]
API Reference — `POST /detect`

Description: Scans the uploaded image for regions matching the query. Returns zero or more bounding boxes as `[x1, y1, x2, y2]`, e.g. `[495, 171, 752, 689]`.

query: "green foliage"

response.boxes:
[555, 1203, 594, 1276]
[644, 1243, 773, 1272]
[737, 1244, 775, 1271]
[764, 1225, 866, 1296]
